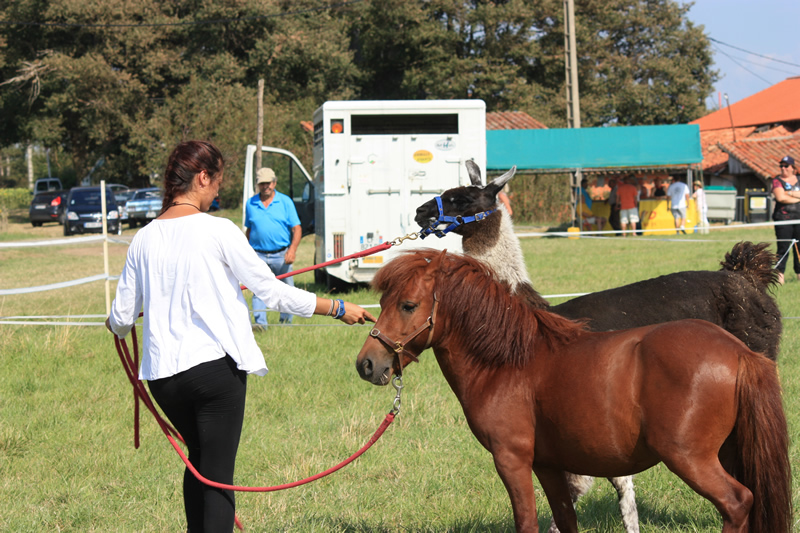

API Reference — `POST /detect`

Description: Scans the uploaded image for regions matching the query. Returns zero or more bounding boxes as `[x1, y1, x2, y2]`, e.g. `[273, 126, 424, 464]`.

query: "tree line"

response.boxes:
[0, 0, 716, 208]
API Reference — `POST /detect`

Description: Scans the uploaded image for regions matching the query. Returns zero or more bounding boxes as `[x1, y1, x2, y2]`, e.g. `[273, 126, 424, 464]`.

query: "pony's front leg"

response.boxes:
[534, 466, 579, 533]
[492, 449, 539, 532]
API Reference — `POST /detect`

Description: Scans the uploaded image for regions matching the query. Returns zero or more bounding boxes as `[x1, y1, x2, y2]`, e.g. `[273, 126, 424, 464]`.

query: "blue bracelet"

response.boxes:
[335, 299, 346, 319]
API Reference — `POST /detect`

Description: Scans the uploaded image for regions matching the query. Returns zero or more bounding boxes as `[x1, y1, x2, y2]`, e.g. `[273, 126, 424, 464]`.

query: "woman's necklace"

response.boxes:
[168, 202, 202, 212]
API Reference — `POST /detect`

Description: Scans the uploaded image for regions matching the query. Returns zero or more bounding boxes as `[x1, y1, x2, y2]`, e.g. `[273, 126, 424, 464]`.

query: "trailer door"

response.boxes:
[347, 135, 405, 260]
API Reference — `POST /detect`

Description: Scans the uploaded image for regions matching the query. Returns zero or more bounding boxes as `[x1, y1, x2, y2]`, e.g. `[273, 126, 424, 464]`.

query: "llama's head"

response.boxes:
[414, 161, 516, 234]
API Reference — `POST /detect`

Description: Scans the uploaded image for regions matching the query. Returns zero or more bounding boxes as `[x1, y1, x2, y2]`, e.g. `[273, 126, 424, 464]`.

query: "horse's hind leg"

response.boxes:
[663, 457, 752, 532]
[609, 476, 640, 533]
[546, 473, 593, 533]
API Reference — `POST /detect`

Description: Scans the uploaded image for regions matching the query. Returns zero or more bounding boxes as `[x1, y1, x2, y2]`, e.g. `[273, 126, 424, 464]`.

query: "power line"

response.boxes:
[712, 44, 774, 86]
[712, 45, 800, 76]
[0, 0, 362, 29]
[709, 36, 800, 69]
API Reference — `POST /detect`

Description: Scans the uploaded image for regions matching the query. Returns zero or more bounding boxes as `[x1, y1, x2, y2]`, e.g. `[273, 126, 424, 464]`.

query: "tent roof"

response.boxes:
[487, 124, 702, 173]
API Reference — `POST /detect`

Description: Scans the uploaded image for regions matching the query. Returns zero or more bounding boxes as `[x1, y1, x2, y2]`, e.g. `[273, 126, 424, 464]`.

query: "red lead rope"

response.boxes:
[276, 241, 393, 280]
[116, 330, 395, 493]
[112, 240, 401, 520]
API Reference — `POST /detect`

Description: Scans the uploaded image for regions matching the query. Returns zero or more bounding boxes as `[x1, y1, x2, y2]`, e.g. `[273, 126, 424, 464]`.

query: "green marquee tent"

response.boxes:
[487, 124, 702, 173]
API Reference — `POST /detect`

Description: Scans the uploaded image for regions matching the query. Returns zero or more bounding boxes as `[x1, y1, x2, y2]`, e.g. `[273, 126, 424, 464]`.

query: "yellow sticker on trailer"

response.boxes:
[413, 150, 433, 163]
[362, 256, 384, 264]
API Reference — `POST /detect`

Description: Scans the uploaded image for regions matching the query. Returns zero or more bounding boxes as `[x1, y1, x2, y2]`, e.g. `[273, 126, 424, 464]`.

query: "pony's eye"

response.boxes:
[401, 302, 417, 313]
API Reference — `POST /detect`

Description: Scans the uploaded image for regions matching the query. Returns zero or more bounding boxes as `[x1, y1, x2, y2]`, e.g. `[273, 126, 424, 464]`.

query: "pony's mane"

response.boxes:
[373, 250, 584, 368]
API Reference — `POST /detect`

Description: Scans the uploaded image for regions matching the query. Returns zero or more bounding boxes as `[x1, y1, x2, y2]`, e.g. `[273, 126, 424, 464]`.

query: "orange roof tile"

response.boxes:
[700, 127, 755, 170]
[486, 111, 548, 130]
[690, 77, 800, 131]
[719, 132, 800, 180]
[699, 125, 797, 172]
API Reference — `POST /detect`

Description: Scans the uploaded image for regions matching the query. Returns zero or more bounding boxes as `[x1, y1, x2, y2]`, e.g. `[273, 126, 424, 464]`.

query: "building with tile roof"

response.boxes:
[690, 77, 800, 192]
[486, 111, 548, 131]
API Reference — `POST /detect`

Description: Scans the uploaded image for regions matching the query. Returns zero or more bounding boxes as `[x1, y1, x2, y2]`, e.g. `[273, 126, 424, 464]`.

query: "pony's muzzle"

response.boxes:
[356, 352, 393, 386]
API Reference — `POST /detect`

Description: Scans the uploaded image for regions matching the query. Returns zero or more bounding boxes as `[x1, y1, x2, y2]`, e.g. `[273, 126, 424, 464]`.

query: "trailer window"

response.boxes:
[351, 114, 458, 135]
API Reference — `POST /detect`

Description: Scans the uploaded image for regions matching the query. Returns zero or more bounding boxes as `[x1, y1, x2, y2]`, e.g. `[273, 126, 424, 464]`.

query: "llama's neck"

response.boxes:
[462, 206, 531, 291]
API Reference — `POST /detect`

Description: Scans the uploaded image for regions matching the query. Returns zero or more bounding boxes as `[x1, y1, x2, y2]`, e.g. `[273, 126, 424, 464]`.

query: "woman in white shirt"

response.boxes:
[106, 140, 375, 532]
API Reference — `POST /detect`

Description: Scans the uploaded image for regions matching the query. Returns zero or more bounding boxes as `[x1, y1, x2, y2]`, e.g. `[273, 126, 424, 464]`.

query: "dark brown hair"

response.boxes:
[160, 140, 224, 214]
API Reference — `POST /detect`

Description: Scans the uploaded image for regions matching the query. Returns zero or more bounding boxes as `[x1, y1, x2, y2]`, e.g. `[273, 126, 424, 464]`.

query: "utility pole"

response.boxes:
[26, 144, 34, 190]
[255, 79, 264, 174]
[564, 0, 580, 130]
[724, 93, 736, 142]
[564, 0, 582, 230]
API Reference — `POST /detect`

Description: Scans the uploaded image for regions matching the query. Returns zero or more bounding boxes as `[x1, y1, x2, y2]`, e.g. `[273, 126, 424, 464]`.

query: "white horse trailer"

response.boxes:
[242, 99, 486, 290]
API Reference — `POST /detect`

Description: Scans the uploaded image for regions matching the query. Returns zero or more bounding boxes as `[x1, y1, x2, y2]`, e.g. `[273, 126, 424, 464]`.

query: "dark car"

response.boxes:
[29, 190, 68, 226]
[63, 186, 120, 236]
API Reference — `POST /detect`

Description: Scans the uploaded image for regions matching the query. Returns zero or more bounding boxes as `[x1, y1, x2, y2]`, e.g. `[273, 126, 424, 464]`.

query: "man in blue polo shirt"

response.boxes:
[245, 167, 302, 329]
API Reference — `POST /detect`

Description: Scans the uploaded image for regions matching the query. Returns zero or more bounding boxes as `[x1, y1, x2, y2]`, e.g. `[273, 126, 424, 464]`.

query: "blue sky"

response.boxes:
[686, 1, 800, 108]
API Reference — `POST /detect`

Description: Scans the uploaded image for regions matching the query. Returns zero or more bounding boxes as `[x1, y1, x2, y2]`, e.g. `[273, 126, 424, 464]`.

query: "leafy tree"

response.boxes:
[349, 0, 717, 127]
[565, 0, 718, 126]
[0, 0, 718, 205]
[0, 0, 360, 198]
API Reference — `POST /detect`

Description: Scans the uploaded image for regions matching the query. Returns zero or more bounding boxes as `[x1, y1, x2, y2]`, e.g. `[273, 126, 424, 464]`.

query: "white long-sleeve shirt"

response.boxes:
[108, 213, 316, 380]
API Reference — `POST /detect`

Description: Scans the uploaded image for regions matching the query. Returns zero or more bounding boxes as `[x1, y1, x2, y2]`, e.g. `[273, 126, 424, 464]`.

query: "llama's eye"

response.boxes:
[453, 196, 471, 208]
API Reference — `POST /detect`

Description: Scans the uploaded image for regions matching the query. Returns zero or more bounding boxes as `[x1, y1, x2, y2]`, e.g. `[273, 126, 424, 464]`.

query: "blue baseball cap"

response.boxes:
[780, 155, 795, 166]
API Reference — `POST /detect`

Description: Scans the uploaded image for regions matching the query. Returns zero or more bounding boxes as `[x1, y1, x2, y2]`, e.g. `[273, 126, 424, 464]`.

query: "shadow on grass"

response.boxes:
[315, 496, 720, 532]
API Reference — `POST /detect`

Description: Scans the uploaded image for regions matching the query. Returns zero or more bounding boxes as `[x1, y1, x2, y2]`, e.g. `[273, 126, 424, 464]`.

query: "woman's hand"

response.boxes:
[105, 317, 114, 333]
[339, 301, 376, 325]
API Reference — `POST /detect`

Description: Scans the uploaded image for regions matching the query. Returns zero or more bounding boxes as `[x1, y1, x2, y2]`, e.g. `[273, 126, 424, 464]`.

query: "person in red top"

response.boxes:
[616, 176, 640, 237]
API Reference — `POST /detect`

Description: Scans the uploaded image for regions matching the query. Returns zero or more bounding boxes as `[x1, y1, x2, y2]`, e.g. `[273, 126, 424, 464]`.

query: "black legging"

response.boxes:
[774, 221, 800, 274]
[148, 355, 247, 533]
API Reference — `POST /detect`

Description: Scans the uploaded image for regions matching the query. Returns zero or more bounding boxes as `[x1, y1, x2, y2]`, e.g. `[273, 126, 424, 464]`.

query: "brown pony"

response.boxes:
[356, 250, 791, 533]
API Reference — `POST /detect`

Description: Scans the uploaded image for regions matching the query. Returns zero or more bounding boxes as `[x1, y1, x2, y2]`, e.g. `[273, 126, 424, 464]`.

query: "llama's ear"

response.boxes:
[486, 166, 517, 195]
[465, 160, 482, 186]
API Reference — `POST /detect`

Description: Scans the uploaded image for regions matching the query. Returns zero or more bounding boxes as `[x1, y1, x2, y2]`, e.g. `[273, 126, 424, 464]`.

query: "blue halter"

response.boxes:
[419, 196, 496, 239]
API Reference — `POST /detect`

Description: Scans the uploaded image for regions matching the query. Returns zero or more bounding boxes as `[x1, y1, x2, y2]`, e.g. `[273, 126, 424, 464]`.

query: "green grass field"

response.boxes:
[1, 210, 798, 532]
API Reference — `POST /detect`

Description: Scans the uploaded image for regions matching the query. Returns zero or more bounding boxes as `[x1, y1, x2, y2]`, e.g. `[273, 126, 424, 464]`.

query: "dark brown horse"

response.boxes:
[356, 250, 791, 533]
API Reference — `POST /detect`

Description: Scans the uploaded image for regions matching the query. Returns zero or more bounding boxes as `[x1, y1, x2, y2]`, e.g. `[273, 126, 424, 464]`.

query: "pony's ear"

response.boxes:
[465, 160, 482, 186]
[426, 249, 448, 275]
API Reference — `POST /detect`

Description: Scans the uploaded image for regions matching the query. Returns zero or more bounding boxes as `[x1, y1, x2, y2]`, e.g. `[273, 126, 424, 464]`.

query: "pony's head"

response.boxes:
[356, 249, 446, 385]
[414, 161, 516, 235]
[356, 249, 582, 386]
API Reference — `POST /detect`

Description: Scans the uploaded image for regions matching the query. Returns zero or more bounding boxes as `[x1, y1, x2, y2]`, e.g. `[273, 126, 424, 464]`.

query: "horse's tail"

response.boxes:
[731, 351, 791, 533]
[720, 241, 780, 289]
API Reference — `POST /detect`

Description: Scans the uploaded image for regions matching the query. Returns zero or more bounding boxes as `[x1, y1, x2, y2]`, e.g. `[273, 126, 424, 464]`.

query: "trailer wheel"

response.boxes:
[312, 251, 326, 286]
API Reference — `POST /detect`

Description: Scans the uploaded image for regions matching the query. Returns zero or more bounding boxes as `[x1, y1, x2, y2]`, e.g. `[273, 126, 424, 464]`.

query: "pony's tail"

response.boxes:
[732, 351, 791, 533]
[720, 241, 780, 288]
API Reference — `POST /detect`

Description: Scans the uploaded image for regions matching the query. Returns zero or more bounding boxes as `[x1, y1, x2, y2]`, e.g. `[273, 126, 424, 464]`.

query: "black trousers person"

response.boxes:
[774, 222, 800, 276]
[609, 205, 622, 236]
[148, 355, 247, 531]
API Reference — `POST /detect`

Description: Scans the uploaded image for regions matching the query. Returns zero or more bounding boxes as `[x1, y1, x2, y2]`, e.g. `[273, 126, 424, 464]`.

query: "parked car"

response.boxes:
[33, 177, 63, 195]
[126, 187, 162, 228]
[29, 190, 68, 226]
[63, 186, 119, 236]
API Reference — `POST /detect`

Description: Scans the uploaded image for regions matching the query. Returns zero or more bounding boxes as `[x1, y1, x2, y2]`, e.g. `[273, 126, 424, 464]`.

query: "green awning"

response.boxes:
[487, 124, 702, 171]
